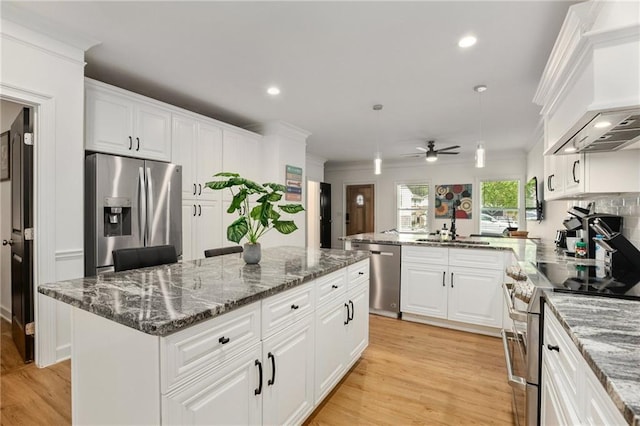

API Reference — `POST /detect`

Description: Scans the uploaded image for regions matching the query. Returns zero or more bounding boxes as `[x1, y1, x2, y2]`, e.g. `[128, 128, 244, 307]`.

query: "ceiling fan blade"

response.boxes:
[401, 153, 424, 157]
[436, 145, 461, 152]
[415, 146, 428, 152]
[438, 151, 459, 155]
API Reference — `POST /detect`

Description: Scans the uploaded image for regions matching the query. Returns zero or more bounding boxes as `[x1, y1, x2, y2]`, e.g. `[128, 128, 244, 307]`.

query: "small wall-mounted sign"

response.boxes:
[285, 165, 303, 201]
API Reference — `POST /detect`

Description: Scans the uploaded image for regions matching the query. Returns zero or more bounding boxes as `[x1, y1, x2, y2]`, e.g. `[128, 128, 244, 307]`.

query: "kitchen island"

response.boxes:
[38, 246, 370, 425]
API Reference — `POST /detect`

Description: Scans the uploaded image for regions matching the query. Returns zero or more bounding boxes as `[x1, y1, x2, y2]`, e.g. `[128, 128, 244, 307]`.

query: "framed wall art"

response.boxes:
[0, 131, 9, 182]
[435, 183, 472, 219]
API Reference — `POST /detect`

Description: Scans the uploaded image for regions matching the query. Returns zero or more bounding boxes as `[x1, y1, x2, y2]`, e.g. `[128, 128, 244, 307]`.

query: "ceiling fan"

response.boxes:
[403, 140, 461, 162]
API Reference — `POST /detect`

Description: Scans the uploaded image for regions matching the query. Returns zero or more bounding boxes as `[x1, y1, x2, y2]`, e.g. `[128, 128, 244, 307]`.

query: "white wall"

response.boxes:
[1, 16, 92, 365]
[305, 153, 325, 183]
[325, 153, 527, 248]
[249, 121, 310, 248]
[0, 100, 25, 321]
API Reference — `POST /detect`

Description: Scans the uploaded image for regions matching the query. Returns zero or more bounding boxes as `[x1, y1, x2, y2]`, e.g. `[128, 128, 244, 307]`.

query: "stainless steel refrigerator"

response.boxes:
[85, 153, 182, 276]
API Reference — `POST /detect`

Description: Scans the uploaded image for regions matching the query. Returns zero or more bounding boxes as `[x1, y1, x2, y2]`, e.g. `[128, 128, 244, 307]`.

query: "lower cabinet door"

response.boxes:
[262, 315, 315, 426]
[447, 266, 502, 327]
[162, 344, 262, 425]
[400, 262, 448, 318]
[345, 282, 369, 363]
[540, 360, 581, 426]
[314, 300, 348, 404]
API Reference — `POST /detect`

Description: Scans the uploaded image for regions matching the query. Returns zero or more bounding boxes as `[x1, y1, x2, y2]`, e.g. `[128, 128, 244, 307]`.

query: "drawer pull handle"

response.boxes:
[331, 285, 339, 289]
[254, 360, 263, 395]
[358, 271, 364, 275]
[547, 344, 560, 352]
[267, 352, 276, 386]
[218, 336, 230, 345]
[290, 304, 299, 310]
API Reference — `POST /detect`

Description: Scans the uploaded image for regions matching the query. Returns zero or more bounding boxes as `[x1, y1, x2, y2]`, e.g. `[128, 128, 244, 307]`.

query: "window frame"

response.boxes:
[477, 176, 523, 235]
[395, 180, 431, 234]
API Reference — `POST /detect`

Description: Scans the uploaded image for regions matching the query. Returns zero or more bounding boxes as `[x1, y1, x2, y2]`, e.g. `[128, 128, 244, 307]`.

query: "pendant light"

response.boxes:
[474, 85, 487, 168]
[373, 104, 383, 175]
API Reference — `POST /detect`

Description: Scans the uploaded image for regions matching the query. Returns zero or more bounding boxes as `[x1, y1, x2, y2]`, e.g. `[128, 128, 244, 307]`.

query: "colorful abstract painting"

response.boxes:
[435, 184, 473, 219]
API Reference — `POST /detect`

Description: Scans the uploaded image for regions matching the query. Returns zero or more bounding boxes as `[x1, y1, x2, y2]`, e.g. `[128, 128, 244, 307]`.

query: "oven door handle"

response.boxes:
[501, 330, 527, 390]
[502, 283, 528, 323]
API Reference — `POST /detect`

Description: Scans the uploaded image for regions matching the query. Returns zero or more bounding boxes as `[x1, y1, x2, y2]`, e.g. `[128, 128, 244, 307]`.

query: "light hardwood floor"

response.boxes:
[0, 316, 514, 425]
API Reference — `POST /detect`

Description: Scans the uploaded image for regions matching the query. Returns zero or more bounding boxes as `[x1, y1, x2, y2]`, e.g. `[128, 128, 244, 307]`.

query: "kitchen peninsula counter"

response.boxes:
[38, 246, 369, 336]
[544, 293, 640, 426]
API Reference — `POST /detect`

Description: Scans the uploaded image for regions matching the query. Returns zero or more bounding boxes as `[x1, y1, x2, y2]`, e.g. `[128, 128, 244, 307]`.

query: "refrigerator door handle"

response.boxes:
[146, 167, 153, 244]
[138, 166, 147, 246]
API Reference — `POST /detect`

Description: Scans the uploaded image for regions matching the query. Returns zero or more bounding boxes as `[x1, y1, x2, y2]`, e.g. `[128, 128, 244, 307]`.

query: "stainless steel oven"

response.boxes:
[501, 270, 551, 426]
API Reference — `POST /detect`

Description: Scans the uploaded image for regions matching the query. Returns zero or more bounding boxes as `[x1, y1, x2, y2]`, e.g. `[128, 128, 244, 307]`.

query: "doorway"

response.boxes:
[1, 100, 35, 363]
[345, 184, 375, 236]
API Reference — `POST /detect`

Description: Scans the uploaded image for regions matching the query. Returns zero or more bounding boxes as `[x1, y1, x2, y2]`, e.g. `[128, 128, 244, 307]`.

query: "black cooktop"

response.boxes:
[536, 262, 640, 301]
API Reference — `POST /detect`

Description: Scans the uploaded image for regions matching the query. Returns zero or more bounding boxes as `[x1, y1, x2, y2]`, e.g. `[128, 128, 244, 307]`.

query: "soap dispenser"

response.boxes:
[440, 224, 450, 241]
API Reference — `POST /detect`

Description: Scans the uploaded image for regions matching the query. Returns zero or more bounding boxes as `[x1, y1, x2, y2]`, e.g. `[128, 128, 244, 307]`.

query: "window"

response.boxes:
[479, 180, 519, 235]
[397, 183, 429, 233]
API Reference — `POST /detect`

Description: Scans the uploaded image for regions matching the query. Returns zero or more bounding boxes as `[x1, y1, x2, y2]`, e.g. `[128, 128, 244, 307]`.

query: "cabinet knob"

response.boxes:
[290, 304, 299, 310]
[331, 284, 338, 289]
[218, 336, 230, 345]
[358, 271, 364, 275]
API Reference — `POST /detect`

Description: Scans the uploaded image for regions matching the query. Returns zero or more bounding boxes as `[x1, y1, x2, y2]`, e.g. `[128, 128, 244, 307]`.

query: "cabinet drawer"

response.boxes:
[448, 248, 504, 270]
[402, 246, 448, 264]
[348, 259, 369, 286]
[543, 306, 580, 401]
[262, 282, 315, 338]
[316, 269, 347, 308]
[161, 302, 261, 393]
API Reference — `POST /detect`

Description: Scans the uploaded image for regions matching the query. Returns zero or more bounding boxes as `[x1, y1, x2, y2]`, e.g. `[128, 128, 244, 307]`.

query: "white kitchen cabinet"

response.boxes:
[172, 113, 223, 201]
[401, 247, 505, 331]
[400, 262, 448, 319]
[85, 80, 171, 161]
[262, 314, 315, 426]
[182, 199, 222, 261]
[447, 267, 503, 329]
[162, 344, 263, 426]
[314, 260, 369, 404]
[541, 306, 626, 426]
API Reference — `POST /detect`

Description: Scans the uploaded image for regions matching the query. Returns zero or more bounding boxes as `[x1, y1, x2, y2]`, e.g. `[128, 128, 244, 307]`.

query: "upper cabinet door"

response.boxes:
[197, 123, 223, 201]
[85, 80, 172, 161]
[85, 86, 134, 155]
[172, 115, 198, 199]
[134, 102, 171, 161]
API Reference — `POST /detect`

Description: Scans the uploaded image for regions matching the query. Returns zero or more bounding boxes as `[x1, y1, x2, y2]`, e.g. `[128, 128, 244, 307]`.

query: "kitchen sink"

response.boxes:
[415, 238, 490, 245]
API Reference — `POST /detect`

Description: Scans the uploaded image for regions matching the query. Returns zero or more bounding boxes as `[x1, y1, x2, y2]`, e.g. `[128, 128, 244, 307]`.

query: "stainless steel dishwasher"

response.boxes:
[350, 242, 401, 318]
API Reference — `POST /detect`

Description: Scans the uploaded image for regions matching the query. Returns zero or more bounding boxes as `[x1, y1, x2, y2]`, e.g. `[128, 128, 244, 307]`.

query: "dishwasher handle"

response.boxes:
[370, 250, 394, 256]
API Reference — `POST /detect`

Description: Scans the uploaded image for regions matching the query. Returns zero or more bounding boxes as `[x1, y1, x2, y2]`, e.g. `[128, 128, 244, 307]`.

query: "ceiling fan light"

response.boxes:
[426, 151, 438, 162]
[475, 143, 485, 168]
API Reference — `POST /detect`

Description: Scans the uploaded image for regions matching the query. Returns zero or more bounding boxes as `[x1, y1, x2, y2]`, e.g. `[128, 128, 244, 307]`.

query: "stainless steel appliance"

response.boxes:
[502, 257, 640, 425]
[85, 153, 182, 276]
[350, 242, 401, 318]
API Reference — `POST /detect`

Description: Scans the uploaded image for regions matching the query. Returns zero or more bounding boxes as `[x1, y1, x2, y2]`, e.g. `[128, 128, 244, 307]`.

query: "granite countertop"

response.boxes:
[38, 246, 369, 337]
[544, 292, 640, 426]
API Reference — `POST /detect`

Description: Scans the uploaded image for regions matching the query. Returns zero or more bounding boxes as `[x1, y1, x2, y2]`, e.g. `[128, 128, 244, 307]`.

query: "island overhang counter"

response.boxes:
[38, 246, 371, 425]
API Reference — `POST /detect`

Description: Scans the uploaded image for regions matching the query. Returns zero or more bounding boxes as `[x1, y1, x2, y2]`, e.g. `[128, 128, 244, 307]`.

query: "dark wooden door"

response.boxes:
[10, 107, 34, 363]
[319, 182, 331, 248]
[345, 184, 374, 236]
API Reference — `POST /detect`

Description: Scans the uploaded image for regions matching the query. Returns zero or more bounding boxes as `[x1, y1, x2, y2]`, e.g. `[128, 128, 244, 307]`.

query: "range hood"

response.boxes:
[553, 108, 640, 155]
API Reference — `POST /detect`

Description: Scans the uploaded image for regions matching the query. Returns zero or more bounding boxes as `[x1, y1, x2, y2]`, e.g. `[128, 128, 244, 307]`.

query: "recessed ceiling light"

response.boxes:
[594, 121, 611, 129]
[458, 35, 477, 48]
[267, 87, 280, 96]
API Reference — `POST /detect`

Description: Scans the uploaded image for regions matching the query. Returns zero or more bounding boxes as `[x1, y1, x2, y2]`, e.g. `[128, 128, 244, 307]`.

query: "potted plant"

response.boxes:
[205, 172, 305, 264]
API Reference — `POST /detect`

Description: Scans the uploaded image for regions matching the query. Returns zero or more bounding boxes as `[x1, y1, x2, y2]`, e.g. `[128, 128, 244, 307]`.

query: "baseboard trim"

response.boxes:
[56, 343, 71, 363]
[1, 305, 11, 323]
[401, 313, 501, 338]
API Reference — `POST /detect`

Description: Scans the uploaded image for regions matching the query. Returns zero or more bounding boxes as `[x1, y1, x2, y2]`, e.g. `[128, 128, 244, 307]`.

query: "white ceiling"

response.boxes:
[9, 1, 577, 164]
